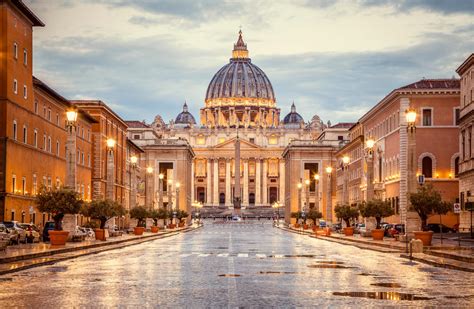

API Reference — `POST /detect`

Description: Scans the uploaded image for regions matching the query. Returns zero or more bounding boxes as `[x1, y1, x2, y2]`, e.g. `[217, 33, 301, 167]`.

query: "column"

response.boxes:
[145, 170, 154, 209]
[326, 171, 332, 224]
[243, 159, 249, 206]
[255, 159, 261, 205]
[206, 159, 212, 205]
[262, 159, 268, 206]
[65, 125, 76, 189]
[225, 159, 231, 206]
[191, 160, 195, 203]
[279, 159, 285, 204]
[106, 149, 115, 200]
[213, 159, 219, 205]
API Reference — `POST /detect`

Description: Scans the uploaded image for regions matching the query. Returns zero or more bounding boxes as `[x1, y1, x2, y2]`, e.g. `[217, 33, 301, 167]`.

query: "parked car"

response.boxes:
[425, 224, 455, 233]
[0, 223, 19, 245]
[2, 221, 27, 244]
[232, 216, 242, 221]
[42, 221, 55, 242]
[383, 224, 394, 237]
[354, 223, 366, 234]
[332, 222, 342, 233]
[388, 224, 405, 237]
[19, 223, 40, 243]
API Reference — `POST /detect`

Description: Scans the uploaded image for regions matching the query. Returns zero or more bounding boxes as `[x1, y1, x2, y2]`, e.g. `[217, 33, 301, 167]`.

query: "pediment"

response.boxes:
[214, 138, 261, 150]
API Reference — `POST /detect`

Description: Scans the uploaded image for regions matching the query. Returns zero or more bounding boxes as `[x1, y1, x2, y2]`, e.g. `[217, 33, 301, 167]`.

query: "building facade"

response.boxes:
[457, 53, 474, 232]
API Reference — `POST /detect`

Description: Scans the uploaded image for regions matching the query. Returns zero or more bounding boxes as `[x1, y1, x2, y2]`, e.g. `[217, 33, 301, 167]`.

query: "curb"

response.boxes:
[399, 254, 474, 273]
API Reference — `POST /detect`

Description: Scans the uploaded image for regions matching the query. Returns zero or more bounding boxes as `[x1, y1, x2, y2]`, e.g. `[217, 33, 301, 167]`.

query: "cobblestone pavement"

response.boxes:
[0, 220, 473, 308]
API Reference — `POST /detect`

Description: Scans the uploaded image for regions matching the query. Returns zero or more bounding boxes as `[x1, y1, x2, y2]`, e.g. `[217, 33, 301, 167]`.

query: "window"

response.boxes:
[43, 105, 46, 118]
[23, 48, 27, 65]
[23, 85, 27, 99]
[33, 174, 37, 195]
[22, 125, 27, 143]
[422, 156, 433, 178]
[88, 154, 91, 167]
[43, 134, 47, 150]
[56, 141, 60, 156]
[454, 108, 460, 125]
[22, 177, 26, 194]
[13, 121, 17, 140]
[338, 136, 344, 141]
[133, 134, 141, 140]
[249, 138, 255, 144]
[48, 137, 52, 152]
[34, 100, 38, 114]
[13, 79, 18, 94]
[455, 157, 460, 178]
[47, 177, 52, 190]
[12, 175, 16, 193]
[13, 42, 18, 59]
[47, 109, 51, 121]
[33, 130, 37, 147]
[11, 210, 15, 221]
[56, 113, 59, 126]
[81, 152, 84, 165]
[422, 109, 432, 126]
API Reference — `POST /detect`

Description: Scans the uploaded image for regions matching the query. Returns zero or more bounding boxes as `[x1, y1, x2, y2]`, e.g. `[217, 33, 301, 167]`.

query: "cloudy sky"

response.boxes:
[26, 0, 473, 125]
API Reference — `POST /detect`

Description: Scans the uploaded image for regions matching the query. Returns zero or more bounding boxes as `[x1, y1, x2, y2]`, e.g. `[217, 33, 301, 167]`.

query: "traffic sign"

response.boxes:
[453, 203, 461, 214]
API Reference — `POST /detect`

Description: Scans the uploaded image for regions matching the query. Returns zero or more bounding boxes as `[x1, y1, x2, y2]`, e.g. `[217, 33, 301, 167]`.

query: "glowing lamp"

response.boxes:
[405, 108, 417, 125]
[314, 174, 320, 181]
[158, 173, 164, 180]
[297, 183, 303, 189]
[342, 156, 350, 164]
[106, 138, 116, 149]
[366, 138, 375, 149]
[66, 110, 78, 123]
[130, 155, 138, 165]
[146, 167, 153, 174]
[326, 166, 333, 174]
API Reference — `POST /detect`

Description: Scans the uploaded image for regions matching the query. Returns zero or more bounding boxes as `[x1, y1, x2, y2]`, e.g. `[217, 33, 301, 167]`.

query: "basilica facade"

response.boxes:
[127, 31, 344, 215]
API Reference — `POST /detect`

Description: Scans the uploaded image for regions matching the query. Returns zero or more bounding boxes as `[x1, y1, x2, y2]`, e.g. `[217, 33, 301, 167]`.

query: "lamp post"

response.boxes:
[167, 179, 173, 211]
[65, 109, 78, 190]
[297, 182, 303, 212]
[305, 179, 310, 210]
[405, 108, 418, 242]
[366, 138, 375, 201]
[314, 174, 320, 212]
[106, 138, 116, 200]
[146, 166, 153, 209]
[130, 155, 138, 210]
[158, 173, 164, 208]
[326, 166, 333, 224]
[342, 155, 350, 204]
[176, 182, 180, 212]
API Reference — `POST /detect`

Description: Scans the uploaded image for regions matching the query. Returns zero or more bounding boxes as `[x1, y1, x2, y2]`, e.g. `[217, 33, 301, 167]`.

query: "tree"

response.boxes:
[306, 209, 323, 226]
[81, 199, 126, 229]
[150, 208, 167, 226]
[334, 204, 359, 227]
[290, 211, 302, 223]
[410, 184, 451, 230]
[176, 210, 189, 222]
[358, 199, 394, 229]
[36, 186, 83, 231]
[129, 206, 149, 227]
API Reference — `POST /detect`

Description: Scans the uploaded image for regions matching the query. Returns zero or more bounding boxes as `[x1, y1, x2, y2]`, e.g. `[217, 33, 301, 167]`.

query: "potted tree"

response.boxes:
[307, 209, 323, 232]
[359, 199, 394, 240]
[36, 186, 83, 245]
[410, 184, 451, 246]
[149, 209, 160, 233]
[129, 206, 149, 235]
[291, 211, 302, 228]
[335, 204, 359, 236]
[177, 210, 189, 228]
[167, 210, 176, 229]
[81, 199, 126, 241]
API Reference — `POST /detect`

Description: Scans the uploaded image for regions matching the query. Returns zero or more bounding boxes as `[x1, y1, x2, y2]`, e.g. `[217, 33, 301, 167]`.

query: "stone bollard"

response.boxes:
[410, 239, 423, 253]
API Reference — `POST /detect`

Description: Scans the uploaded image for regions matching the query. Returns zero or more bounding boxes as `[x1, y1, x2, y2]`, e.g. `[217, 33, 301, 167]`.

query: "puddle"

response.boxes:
[47, 266, 68, 272]
[444, 295, 474, 299]
[259, 271, 303, 275]
[216, 247, 228, 249]
[333, 292, 433, 301]
[218, 274, 241, 277]
[307, 264, 356, 269]
[371, 283, 402, 288]
[0, 278, 13, 281]
[284, 254, 316, 258]
[314, 261, 345, 265]
[358, 273, 372, 276]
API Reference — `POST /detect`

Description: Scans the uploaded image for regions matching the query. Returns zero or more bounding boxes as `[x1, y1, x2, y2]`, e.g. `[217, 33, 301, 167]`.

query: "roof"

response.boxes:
[11, 0, 45, 27]
[33, 77, 97, 124]
[70, 100, 128, 128]
[456, 54, 474, 75]
[125, 121, 150, 128]
[330, 122, 355, 129]
[126, 138, 145, 153]
[397, 79, 460, 90]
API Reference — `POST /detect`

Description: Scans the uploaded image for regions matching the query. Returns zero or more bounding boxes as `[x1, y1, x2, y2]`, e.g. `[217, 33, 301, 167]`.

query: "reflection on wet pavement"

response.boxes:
[0, 220, 473, 307]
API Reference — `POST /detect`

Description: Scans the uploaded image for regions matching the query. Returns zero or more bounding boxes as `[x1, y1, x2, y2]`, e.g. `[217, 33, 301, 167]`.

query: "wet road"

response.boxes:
[0, 221, 473, 308]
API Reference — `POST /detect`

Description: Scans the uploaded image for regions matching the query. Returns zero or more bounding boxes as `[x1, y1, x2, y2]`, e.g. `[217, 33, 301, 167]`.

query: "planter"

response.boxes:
[94, 229, 106, 241]
[414, 231, 433, 246]
[303, 224, 309, 230]
[133, 227, 145, 235]
[178, 222, 185, 228]
[294, 223, 301, 229]
[312, 226, 320, 232]
[343, 227, 354, 236]
[48, 230, 69, 246]
[371, 229, 384, 241]
[168, 224, 176, 229]
[150, 226, 159, 233]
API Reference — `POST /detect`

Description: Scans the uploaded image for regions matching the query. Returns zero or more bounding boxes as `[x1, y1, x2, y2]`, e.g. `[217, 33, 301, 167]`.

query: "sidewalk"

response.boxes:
[0, 226, 200, 275]
[277, 225, 474, 272]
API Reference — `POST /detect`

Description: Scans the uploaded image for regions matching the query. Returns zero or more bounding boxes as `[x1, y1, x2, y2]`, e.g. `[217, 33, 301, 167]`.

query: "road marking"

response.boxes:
[274, 254, 284, 258]
[237, 253, 248, 258]
[198, 254, 210, 257]
[218, 253, 229, 257]
[256, 254, 266, 258]
[179, 254, 191, 258]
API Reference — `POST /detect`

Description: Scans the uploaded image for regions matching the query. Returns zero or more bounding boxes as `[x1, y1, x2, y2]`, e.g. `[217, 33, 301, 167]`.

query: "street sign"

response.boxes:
[453, 203, 461, 214]
[417, 175, 425, 185]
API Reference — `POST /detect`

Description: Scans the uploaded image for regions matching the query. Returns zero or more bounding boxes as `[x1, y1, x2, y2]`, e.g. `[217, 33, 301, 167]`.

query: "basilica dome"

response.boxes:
[175, 102, 196, 125]
[283, 103, 304, 126]
[205, 31, 275, 107]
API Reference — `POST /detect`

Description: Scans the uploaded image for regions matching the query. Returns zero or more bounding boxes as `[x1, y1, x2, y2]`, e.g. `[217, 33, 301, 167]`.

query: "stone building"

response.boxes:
[457, 53, 474, 232]
[127, 31, 331, 217]
[0, 1, 95, 224]
[336, 79, 461, 229]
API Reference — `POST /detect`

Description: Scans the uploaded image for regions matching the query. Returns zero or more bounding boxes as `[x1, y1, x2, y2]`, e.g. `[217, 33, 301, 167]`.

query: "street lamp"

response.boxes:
[65, 109, 78, 190]
[130, 155, 138, 166]
[167, 179, 173, 211]
[342, 156, 350, 204]
[404, 107, 418, 245]
[325, 166, 333, 224]
[176, 182, 180, 213]
[272, 201, 282, 225]
[366, 138, 375, 201]
[158, 173, 164, 208]
[314, 174, 320, 211]
[130, 155, 138, 210]
[305, 179, 310, 210]
[145, 166, 154, 209]
[106, 138, 115, 200]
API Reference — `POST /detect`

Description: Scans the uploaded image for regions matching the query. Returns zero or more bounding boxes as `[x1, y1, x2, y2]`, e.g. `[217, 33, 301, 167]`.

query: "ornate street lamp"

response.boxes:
[297, 182, 303, 213]
[404, 107, 418, 245]
[129, 155, 139, 210]
[314, 174, 320, 211]
[65, 109, 78, 190]
[167, 179, 173, 211]
[305, 179, 310, 210]
[272, 201, 282, 225]
[325, 166, 333, 224]
[145, 166, 154, 209]
[106, 138, 115, 200]
[158, 173, 164, 208]
[342, 156, 350, 204]
[175, 181, 180, 212]
[366, 138, 375, 201]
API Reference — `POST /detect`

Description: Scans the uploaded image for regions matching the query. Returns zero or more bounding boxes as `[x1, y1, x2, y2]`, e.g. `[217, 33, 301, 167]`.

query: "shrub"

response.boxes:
[129, 206, 149, 227]
[36, 186, 83, 230]
[334, 204, 359, 227]
[81, 199, 126, 229]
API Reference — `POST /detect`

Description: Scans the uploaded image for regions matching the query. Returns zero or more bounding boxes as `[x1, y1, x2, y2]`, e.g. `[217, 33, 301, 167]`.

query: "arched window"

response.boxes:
[455, 157, 460, 178]
[422, 157, 433, 178]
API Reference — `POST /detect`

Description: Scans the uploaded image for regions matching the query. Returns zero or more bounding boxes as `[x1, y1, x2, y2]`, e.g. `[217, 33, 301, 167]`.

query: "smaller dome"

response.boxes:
[283, 102, 304, 125]
[175, 102, 196, 125]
